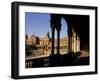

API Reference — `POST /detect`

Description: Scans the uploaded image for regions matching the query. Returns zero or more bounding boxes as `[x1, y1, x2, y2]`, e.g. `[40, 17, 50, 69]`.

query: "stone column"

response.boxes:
[51, 28, 55, 55]
[76, 35, 80, 52]
[57, 30, 60, 54]
[76, 33, 77, 52]
[50, 14, 61, 55]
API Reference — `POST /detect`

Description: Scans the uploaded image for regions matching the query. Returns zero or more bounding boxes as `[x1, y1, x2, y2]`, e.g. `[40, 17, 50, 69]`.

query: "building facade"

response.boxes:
[25, 29, 80, 57]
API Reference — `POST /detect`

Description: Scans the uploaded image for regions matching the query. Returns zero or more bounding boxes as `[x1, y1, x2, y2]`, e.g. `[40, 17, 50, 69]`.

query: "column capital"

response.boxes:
[55, 24, 61, 32]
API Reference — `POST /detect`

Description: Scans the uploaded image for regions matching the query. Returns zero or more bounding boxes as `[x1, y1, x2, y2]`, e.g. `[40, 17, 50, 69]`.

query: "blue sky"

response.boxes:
[25, 12, 68, 39]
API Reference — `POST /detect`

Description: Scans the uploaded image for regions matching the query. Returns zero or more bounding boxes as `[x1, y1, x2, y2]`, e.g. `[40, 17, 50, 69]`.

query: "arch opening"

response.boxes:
[59, 18, 68, 55]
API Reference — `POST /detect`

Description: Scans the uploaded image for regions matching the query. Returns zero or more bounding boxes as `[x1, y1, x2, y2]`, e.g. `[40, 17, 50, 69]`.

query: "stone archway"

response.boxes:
[50, 14, 81, 55]
[50, 14, 61, 55]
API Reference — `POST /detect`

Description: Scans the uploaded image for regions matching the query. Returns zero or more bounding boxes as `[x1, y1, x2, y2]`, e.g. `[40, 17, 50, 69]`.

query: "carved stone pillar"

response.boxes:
[50, 14, 61, 55]
[57, 30, 60, 54]
[51, 28, 55, 55]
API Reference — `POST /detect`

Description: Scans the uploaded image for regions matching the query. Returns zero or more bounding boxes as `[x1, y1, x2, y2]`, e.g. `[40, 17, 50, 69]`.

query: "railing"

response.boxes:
[25, 51, 84, 68]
